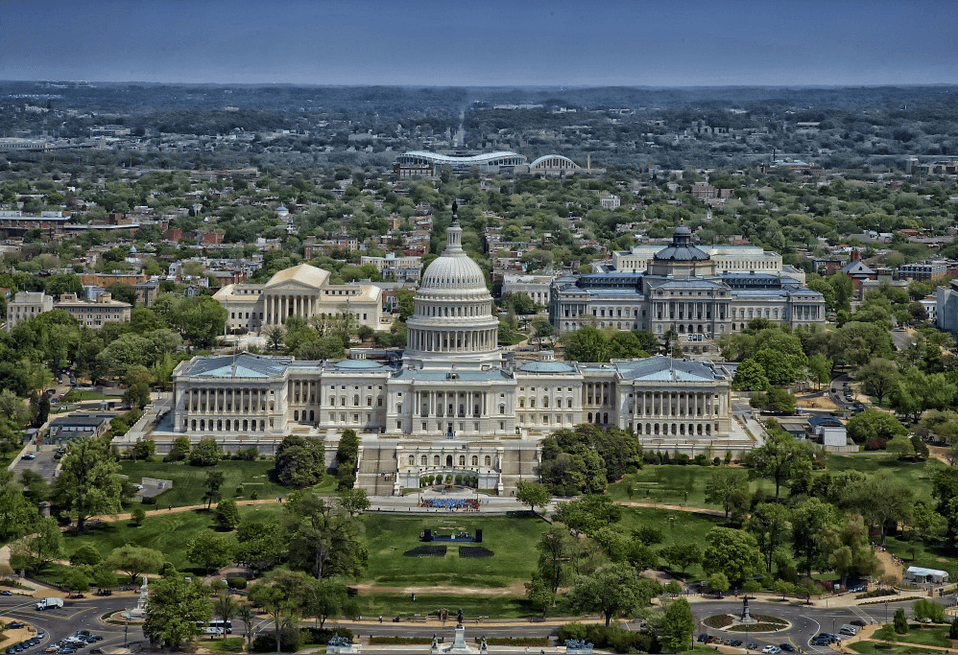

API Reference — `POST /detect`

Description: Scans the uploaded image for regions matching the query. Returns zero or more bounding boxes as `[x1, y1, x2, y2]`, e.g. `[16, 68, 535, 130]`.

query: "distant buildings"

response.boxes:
[5, 291, 131, 331]
[394, 151, 527, 174]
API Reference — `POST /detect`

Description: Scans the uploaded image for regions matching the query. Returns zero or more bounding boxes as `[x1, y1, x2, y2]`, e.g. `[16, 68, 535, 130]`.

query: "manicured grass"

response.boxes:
[351, 591, 575, 620]
[608, 465, 767, 510]
[61, 504, 282, 575]
[119, 459, 300, 507]
[848, 641, 941, 654]
[62, 389, 114, 402]
[819, 454, 945, 504]
[362, 514, 550, 588]
[881, 624, 955, 648]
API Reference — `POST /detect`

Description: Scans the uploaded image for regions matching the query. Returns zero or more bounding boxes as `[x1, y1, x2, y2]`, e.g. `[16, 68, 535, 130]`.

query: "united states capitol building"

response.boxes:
[160, 213, 750, 495]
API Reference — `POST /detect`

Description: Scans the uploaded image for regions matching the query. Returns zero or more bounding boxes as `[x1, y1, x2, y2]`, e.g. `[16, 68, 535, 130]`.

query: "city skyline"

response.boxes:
[2, 0, 957, 88]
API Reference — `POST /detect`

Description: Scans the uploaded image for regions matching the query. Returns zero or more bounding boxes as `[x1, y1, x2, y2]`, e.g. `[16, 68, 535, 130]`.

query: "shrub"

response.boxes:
[130, 508, 146, 526]
[557, 624, 654, 654]
[693, 454, 709, 466]
[226, 576, 247, 590]
[865, 438, 888, 451]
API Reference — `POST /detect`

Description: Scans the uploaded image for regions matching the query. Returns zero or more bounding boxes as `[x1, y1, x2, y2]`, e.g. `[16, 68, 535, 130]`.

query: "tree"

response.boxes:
[214, 592, 238, 637]
[248, 570, 312, 653]
[165, 435, 191, 462]
[61, 568, 90, 597]
[747, 502, 791, 573]
[215, 499, 241, 531]
[660, 598, 696, 654]
[887, 434, 916, 460]
[704, 468, 750, 520]
[732, 359, 770, 391]
[284, 491, 367, 579]
[129, 439, 156, 461]
[0, 389, 31, 454]
[807, 353, 832, 390]
[303, 578, 348, 628]
[750, 388, 797, 415]
[569, 563, 661, 626]
[516, 481, 551, 516]
[122, 365, 152, 410]
[337, 488, 370, 517]
[70, 543, 103, 567]
[536, 525, 574, 595]
[524, 575, 554, 619]
[531, 317, 554, 350]
[334, 429, 359, 489]
[554, 494, 622, 536]
[857, 358, 899, 407]
[791, 497, 838, 577]
[9, 516, 62, 575]
[563, 326, 610, 362]
[707, 572, 730, 597]
[702, 527, 763, 583]
[130, 507, 146, 527]
[186, 529, 234, 575]
[190, 438, 223, 467]
[203, 469, 225, 509]
[106, 544, 165, 585]
[745, 427, 814, 501]
[893, 607, 909, 634]
[846, 409, 907, 444]
[659, 542, 703, 575]
[274, 435, 325, 488]
[143, 573, 213, 650]
[51, 436, 122, 532]
[0, 475, 40, 540]
[234, 520, 284, 575]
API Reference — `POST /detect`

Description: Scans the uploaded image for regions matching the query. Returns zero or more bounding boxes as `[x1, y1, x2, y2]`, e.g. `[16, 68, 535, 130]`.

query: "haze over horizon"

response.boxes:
[2, 0, 956, 88]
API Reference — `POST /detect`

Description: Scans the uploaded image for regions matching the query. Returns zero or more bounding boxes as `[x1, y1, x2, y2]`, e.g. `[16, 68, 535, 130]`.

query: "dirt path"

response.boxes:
[619, 501, 725, 516]
[351, 581, 529, 597]
[80, 497, 282, 526]
[875, 548, 903, 585]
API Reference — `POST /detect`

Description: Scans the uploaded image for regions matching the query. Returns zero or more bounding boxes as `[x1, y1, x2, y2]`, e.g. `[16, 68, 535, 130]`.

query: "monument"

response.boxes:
[122, 576, 149, 620]
[740, 596, 756, 624]
[443, 607, 476, 653]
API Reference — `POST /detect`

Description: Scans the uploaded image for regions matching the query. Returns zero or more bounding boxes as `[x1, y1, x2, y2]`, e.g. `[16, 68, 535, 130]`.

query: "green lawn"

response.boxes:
[820, 454, 945, 504]
[62, 389, 115, 402]
[881, 624, 955, 648]
[363, 514, 550, 588]
[608, 464, 766, 510]
[848, 641, 942, 654]
[119, 459, 305, 507]
[351, 591, 559, 620]
[62, 504, 283, 575]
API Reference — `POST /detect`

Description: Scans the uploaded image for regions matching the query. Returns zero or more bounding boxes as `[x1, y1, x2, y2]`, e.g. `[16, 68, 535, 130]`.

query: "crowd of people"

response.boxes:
[420, 497, 481, 511]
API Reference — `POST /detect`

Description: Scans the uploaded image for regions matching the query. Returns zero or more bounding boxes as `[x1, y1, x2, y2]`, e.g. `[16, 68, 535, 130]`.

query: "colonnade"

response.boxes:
[415, 390, 488, 418]
[633, 390, 720, 418]
[407, 328, 497, 353]
[264, 293, 319, 325]
[655, 300, 726, 321]
[187, 387, 273, 413]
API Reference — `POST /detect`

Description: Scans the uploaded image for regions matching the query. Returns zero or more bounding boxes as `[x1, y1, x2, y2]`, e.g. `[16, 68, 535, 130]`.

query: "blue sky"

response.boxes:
[2, 0, 955, 86]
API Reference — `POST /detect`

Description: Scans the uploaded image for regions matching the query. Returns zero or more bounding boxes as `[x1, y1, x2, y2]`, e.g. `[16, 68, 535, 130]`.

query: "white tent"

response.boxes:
[904, 566, 949, 584]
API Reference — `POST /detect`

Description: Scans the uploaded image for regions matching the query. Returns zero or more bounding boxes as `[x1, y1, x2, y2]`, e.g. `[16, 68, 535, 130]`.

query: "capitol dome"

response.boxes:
[404, 208, 501, 369]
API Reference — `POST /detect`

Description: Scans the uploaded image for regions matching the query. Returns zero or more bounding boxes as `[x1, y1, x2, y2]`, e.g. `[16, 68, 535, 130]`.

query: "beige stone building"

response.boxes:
[213, 263, 387, 333]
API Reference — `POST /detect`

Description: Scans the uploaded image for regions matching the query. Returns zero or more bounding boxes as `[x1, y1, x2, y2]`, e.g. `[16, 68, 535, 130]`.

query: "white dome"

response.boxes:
[420, 254, 486, 291]
[404, 215, 501, 369]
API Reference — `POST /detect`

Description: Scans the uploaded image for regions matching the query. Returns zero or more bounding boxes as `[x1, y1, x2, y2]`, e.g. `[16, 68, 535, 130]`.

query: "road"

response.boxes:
[0, 591, 945, 654]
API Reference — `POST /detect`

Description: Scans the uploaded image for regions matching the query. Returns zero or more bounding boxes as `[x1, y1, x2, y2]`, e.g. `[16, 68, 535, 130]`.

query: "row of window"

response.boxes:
[408, 454, 494, 467]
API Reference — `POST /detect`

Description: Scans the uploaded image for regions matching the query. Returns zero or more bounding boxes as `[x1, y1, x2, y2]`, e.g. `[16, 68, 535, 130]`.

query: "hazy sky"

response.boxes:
[2, 0, 956, 87]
